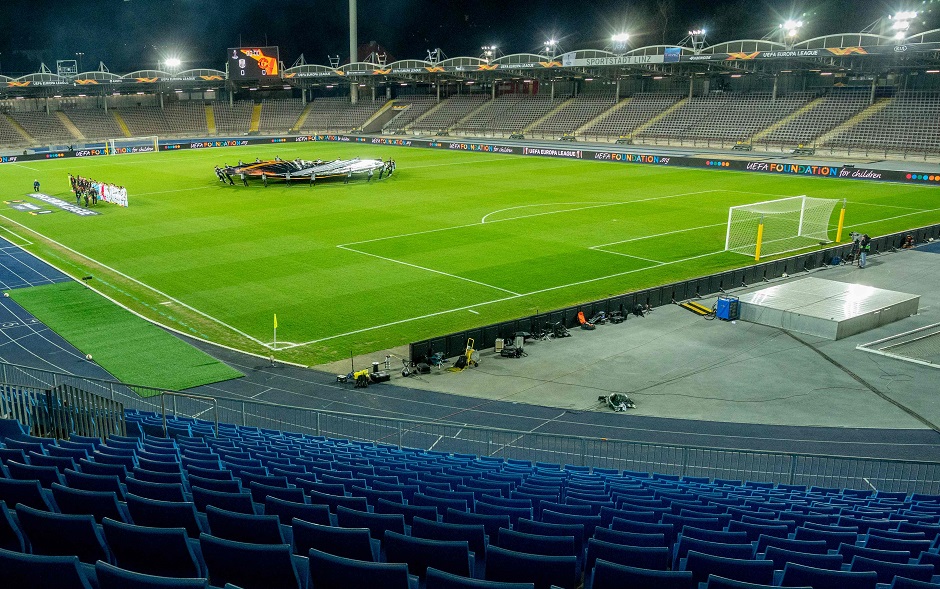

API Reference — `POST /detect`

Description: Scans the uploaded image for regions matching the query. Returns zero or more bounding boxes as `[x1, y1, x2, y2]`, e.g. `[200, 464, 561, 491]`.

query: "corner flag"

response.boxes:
[274, 314, 278, 329]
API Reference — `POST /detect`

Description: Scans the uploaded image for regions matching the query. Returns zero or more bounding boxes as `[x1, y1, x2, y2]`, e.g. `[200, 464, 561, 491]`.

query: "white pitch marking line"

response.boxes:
[250, 387, 273, 399]
[591, 221, 728, 249]
[11, 163, 40, 171]
[159, 301, 173, 305]
[0, 214, 267, 347]
[593, 250, 666, 264]
[468, 309, 480, 315]
[337, 244, 520, 296]
[481, 202, 622, 224]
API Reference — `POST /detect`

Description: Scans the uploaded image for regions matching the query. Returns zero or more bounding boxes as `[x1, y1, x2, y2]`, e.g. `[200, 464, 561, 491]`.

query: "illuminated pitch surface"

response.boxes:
[738, 277, 920, 340]
[0, 142, 936, 365]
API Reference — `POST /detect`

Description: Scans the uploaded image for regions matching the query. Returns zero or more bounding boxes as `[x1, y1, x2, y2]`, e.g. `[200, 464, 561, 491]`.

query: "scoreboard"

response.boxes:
[228, 47, 280, 79]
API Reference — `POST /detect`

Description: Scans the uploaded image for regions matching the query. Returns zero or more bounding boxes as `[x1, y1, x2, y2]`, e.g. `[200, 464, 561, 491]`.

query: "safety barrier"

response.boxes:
[0, 382, 125, 439]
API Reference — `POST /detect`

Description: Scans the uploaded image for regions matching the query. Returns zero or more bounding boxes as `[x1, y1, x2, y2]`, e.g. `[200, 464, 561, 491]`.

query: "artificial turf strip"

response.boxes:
[10, 281, 243, 393]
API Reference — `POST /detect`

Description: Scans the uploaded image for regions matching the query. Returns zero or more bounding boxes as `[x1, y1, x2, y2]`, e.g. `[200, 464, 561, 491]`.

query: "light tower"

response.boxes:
[611, 33, 630, 55]
[779, 19, 803, 48]
[349, 0, 358, 104]
[688, 29, 707, 53]
[889, 11, 918, 41]
[542, 39, 559, 59]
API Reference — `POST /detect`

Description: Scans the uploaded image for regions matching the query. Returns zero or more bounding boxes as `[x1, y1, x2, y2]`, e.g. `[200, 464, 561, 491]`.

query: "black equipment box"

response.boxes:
[371, 371, 391, 383]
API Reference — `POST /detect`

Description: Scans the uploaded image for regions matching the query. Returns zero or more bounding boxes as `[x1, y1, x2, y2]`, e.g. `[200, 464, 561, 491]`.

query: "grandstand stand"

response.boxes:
[581, 94, 684, 139]
[528, 92, 617, 138]
[455, 94, 566, 136]
[0, 115, 29, 147]
[824, 91, 940, 155]
[212, 101, 253, 136]
[296, 97, 385, 133]
[759, 89, 870, 148]
[9, 112, 73, 145]
[1, 410, 938, 589]
[636, 92, 813, 144]
[384, 96, 438, 133]
[258, 99, 305, 133]
[117, 103, 207, 138]
[410, 94, 488, 133]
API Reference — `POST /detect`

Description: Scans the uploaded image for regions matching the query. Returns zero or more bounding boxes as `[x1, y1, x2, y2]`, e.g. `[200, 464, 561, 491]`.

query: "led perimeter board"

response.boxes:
[228, 47, 280, 79]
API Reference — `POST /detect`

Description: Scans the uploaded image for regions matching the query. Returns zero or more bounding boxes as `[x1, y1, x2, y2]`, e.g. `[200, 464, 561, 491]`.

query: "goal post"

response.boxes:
[725, 195, 841, 260]
[107, 136, 159, 155]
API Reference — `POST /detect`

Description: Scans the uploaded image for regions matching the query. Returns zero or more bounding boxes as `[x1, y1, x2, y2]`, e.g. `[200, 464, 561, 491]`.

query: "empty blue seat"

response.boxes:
[265, 495, 330, 526]
[336, 505, 405, 541]
[445, 507, 511, 539]
[206, 505, 285, 544]
[307, 489, 369, 513]
[0, 476, 56, 511]
[191, 486, 256, 514]
[133, 467, 185, 485]
[308, 547, 416, 589]
[77, 458, 129, 481]
[375, 498, 439, 525]
[187, 474, 241, 494]
[27, 451, 76, 474]
[673, 536, 755, 569]
[763, 545, 843, 570]
[477, 500, 533, 526]
[590, 560, 694, 589]
[849, 555, 935, 584]
[485, 545, 578, 589]
[385, 530, 472, 578]
[6, 460, 64, 488]
[865, 535, 933, 556]
[755, 534, 828, 555]
[200, 533, 301, 589]
[0, 503, 25, 552]
[516, 518, 585, 555]
[705, 575, 811, 589]
[63, 468, 124, 498]
[681, 550, 775, 586]
[610, 517, 677, 543]
[838, 542, 911, 564]
[414, 492, 469, 515]
[585, 537, 671, 572]
[426, 566, 533, 589]
[248, 481, 304, 504]
[411, 516, 487, 558]
[541, 510, 601, 541]
[51, 482, 129, 523]
[95, 560, 208, 589]
[291, 517, 379, 561]
[102, 517, 203, 578]
[15, 503, 110, 564]
[126, 477, 188, 502]
[780, 562, 878, 589]
[728, 520, 790, 542]
[794, 526, 858, 550]
[498, 527, 578, 558]
[0, 546, 94, 589]
[593, 526, 668, 547]
[125, 493, 207, 538]
[889, 578, 940, 589]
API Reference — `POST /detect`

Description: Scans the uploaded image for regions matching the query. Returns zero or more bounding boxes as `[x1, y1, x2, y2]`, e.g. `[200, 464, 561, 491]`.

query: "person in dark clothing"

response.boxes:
[33, 180, 40, 192]
[859, 234, 871, 268]
[240, 172, 248, 187]
[83, 193, 90, 207]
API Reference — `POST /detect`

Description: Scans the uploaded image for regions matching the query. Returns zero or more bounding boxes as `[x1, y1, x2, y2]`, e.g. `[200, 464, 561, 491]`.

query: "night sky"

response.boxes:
[0, 0, 936, 74]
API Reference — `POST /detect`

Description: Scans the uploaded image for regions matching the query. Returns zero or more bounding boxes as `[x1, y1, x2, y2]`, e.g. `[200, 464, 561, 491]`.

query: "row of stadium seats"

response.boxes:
[3, 91, 940, 154]
[1, 413, 940, 589]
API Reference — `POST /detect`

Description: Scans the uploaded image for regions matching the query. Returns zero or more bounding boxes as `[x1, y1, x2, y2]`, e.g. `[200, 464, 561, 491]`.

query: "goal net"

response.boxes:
[725, 195, 840, 258]
[107, 136, 159, 155]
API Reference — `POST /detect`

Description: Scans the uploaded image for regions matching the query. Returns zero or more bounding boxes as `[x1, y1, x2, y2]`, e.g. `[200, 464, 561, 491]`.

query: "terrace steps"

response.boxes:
[249, 104, 262, 133]
[406, 98, 445, 130]
[628, 97, 688, 138]
[575, 96, 631, 135]
[4, 114, 34, 144]
[55, 111, 85, 141]
[449, 98, 491, 131]
[522, 96, 574, 134]
[815, 98, 891, 146]
[750, 95, 826, 143]
[291, 101, 316, 132]
[111, 111, 132, 137]
[205, 104, 217, 135]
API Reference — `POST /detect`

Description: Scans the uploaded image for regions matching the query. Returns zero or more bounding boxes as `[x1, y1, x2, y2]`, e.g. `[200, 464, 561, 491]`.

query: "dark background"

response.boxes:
[0, 0, 936, 74]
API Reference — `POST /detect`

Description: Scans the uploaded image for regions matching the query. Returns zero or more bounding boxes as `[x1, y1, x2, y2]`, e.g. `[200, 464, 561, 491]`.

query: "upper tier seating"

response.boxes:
[212, 101, 253, 135]
[581, 93, 684, 138]
[528, 92, 618, 137]
[9, 112, 73, 144]
[454, 94, 565, 135]
[258, 99, 304, 133]
[824, 91, 940, 154]
[61, 108, 124, 140]
[297, 97, 384, 133]
[762, 89, 870, 147]
[2, 409, 938, 589]
[384, 96, 439, 132]
[410, 95, 489, 132]
[636, 92, 813, 143]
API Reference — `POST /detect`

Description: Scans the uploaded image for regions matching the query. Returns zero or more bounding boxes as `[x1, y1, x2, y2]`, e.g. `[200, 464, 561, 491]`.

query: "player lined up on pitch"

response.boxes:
[214, 157, 395, 186]
[68, 174, 129, 208]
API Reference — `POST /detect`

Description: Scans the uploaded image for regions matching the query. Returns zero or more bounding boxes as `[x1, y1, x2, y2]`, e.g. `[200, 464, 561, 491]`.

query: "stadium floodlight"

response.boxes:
[780, 19, 803, 37]
[688, 29, 707, 52]
[481, 45, 498, 62]
[543, 38, 559, 58]
[611, 33, 630, 54]
[165, 57, 182, 70]
[890, 11, 917, 40]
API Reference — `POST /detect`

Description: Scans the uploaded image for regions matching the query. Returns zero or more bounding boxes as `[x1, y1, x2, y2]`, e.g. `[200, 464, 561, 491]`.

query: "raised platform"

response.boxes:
[738, 277, 920, 340]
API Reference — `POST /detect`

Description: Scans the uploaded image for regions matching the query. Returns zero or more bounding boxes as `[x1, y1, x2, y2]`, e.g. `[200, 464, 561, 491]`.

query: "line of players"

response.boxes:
[213, 158, 395, 187]
[68, 174, 127, 207]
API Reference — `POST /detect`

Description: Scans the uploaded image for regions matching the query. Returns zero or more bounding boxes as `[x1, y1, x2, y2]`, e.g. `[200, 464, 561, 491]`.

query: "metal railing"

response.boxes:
[1, 360, 939, 494]
[160, 391, 218, 437]
[0, 381, 125, 439]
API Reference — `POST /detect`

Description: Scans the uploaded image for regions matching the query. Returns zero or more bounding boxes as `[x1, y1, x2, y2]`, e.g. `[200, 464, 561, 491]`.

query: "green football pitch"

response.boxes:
[0, 143, 937, 366]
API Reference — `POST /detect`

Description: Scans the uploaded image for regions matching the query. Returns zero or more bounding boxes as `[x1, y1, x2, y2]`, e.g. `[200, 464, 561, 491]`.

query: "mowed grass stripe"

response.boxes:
[1, 142, 937, 364]
[10, 281, 243, 393]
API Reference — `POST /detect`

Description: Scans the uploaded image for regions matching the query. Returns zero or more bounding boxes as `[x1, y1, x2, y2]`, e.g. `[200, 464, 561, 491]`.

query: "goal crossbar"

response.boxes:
[107, 135, 159, 155]
[724, 195, 840, 259]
